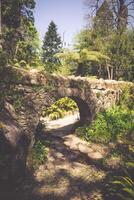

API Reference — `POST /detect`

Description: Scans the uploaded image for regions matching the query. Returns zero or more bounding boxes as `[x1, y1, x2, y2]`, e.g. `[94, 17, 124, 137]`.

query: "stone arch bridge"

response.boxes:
[0, 69, 132, 177]
[22, 70, 122, 125]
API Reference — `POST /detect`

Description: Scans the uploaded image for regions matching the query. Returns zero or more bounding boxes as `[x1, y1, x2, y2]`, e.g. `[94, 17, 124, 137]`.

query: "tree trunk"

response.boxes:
[110, 67, 113, 80]
[98, 65, 102, 78]
[117, 0, 128, 31]
[0, 0, 2, 49]
[106, 65, 110, 80]
[75, 62, 84, 76]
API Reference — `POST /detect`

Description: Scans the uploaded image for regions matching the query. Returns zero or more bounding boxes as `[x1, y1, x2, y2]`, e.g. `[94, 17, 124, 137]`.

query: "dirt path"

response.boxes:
[15, 121, 113, 200]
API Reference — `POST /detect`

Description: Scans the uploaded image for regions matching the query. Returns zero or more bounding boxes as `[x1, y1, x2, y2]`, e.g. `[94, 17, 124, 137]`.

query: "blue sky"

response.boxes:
[34, 0, 86, 46]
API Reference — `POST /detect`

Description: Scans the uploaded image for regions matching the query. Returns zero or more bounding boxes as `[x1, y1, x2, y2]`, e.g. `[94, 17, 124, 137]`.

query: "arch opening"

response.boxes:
[39, 97, 92, 133]
[70, 96, 92, 125]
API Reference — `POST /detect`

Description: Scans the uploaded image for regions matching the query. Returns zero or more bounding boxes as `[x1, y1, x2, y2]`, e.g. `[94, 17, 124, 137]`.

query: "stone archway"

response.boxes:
[39, 96, 93, 131]
[69, 96, 92, 125]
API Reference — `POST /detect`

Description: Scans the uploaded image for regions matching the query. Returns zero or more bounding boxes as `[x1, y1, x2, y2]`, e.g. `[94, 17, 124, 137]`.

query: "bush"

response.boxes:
[119, 85, 134, 111]
[27, 141, 49, 169]
[76, 106, 133, 144]
[113, 162, 134, 200]
[112, 138, 134, 200]
[43, 97, 78, 120]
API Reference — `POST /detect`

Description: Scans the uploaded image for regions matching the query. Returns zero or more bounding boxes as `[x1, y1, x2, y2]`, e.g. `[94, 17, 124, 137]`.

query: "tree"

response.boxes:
[74, 29, 94, 50]
[42, 21, 62, 73]
[13, 22, 41, 67]
[93, 0, 114, 36]
[86, 0, 134, 32]
[0, 0, 2, 48]
[107, 30, 134, 80]
[76, 0, 134, 80]
[1, 0, 39, 65]
[56, 49, 111, 78]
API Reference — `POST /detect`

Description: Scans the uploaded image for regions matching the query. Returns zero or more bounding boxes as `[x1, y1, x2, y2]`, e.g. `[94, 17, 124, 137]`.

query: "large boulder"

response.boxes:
[0, 101, 30, 180]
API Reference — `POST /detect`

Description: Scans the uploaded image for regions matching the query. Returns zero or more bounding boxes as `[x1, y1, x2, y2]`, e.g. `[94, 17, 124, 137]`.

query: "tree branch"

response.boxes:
[126, 0, 134, 7]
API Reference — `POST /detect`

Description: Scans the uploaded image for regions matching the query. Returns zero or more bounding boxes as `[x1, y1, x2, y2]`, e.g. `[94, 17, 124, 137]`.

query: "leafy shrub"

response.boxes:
[43, 97, 78, 120]
[112, 140, 134, 200]
[102, 120, 134, 199]
[76, 106, 133, 144]
[28, 141, 49, 169]
[113, 173, 134, 200]
[119, 85, 134, 111]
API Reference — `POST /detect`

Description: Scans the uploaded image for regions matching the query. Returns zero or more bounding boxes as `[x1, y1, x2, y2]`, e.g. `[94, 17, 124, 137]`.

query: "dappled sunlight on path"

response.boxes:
[15, 121, 116, 200]
[33, 131, 107, 200]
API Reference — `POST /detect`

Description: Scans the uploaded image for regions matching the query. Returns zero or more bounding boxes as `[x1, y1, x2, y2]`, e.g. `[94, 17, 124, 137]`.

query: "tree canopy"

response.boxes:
[1, 0, 40, 68]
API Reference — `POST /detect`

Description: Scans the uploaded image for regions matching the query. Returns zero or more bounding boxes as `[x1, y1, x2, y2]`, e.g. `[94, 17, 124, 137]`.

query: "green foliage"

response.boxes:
[80, 49, 110, 65]
[31, 84, 55, 93]
[74, 29, 93, 50]
[43, 97, 78, 120]
[42, 21, 62, 73]
[11, 90, 26, 110]
[112, 137, 134, 200]
[28, 141, 49, 169]
[0, 50, 8, 68]
[56, 49, 80, 75]
[56, 49, 80, 63]
[119, 85, 134, 111]
[93, 0, 114, 37]
[74, 4, 134, 81]
[2, 0, 41, 67]
[14, 22, 41, 66]
[107, 31, 134, 80]
[113, 176, 134, 200]
[76, 106, 133, 144]
[56, 48, 110, 77]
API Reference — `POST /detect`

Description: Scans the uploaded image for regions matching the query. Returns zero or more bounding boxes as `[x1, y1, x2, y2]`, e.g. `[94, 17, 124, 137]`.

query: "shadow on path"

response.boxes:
[6, 123, 119, 200]
[1, 122, 122, 200]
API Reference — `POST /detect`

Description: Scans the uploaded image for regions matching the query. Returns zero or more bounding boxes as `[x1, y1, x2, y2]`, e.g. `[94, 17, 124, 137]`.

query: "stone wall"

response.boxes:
[20, 70, 132, 123]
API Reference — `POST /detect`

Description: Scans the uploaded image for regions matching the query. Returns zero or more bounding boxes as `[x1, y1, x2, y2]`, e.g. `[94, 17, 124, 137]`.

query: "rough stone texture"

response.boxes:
[0, 101, 29, 188]
[19, 69, 132, 125]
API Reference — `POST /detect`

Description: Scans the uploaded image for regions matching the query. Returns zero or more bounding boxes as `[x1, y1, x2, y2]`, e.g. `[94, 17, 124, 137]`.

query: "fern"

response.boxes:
[113, 160, 134, 200]
[43, 97, 78, 120]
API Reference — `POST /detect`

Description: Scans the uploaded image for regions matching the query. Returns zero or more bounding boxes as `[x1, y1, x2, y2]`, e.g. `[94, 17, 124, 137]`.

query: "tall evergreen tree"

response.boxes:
[42, 21, 62, 73]
[1, 0, 40, 66]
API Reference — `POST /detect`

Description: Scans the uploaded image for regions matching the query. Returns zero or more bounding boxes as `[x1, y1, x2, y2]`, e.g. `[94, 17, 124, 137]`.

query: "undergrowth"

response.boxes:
[76, 85, 134, 200]
[43, 97, 78, 120]
[27, 140, 49, 170]
[76, 106, 133, 144]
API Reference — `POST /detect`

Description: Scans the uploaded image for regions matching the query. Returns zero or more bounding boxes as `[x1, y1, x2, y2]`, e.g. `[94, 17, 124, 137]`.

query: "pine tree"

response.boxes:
[42, 21, 62, 73]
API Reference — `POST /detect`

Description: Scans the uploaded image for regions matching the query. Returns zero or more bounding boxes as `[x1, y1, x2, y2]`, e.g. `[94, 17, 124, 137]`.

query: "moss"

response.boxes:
[32, 84, 55, 93]
[27, 140, 49, 170]
[0, 122, 4, 129]
[96, 92, 101, 99]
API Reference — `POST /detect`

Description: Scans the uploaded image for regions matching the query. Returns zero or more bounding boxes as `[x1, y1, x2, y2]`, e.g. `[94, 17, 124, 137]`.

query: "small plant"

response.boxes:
[76, 106, 133, 144]
[112, 159, 134, 200]
[43, 97, 78, 120]
[96, 92, 101, 98]
[119, 85, 134, 111]
[28, 140, 49, 169]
